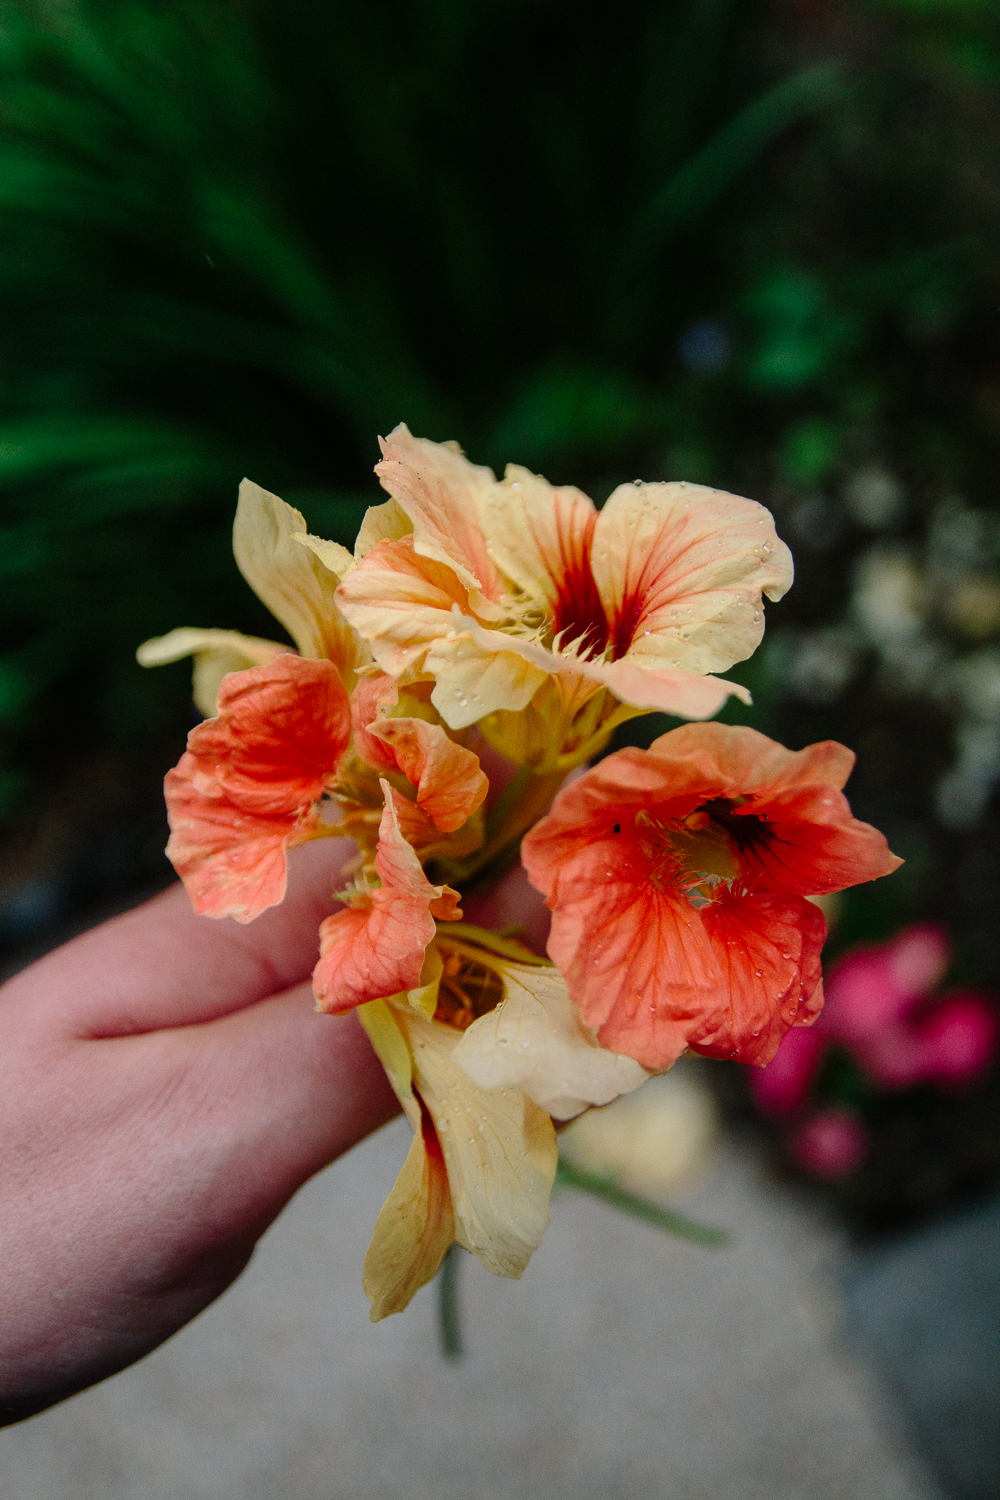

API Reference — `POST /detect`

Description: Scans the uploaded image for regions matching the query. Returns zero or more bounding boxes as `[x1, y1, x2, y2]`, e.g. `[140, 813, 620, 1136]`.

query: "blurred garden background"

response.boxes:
[2, 0, 1000, 1495]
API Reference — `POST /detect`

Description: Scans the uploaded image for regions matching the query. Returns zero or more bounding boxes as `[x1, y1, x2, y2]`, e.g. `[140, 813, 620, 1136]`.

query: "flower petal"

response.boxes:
[361, 1108, 455, 1322]
[401, 1005, 557, 1278]
[452, 962, 649, 1120]
[650, 722, 855, 795]
[233, 478, 369, 686]
[351, 671, 488, 830]
[336, 534, 476, 679]
[137, 626, 290, 718]
[479, 465, 599, 626]
[591, 479, 793, 675]
[313, 784, 461, 1013]
[691, 890, 826, 1065]
[164, 656, 350, 922]
[372, 719, 488, 831]
[376, 424, 504, 604]
[525, 810, 723, 1070]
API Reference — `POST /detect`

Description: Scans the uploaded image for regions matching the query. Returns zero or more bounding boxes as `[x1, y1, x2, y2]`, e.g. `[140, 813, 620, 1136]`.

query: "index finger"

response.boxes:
[1, 839, 355, 1038]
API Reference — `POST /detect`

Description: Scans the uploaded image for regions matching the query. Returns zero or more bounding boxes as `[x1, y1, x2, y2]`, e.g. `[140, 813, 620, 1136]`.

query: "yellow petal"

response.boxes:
[233, 478, 370, 687]
[354, 495, 413, 558]
[591, 479, 793, 676]
[356, 997, 415, 1105]
[136, 626, 289, 718]
[401, 1005, 557, 1278]
[452, 963, 649, 1120]
[291, 531, 355, 580]
[362, 1109, 455, 1321]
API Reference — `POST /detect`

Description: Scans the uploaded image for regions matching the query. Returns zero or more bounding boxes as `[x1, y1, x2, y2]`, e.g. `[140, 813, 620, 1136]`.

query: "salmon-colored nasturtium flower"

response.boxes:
[521, 724, 903, 1072]
[333, 425, 793, 766]
[140, 424, 903, 1326]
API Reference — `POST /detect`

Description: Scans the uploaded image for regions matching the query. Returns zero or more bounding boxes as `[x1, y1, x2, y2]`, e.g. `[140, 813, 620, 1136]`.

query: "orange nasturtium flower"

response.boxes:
[139, 428, 901, 1324]
[521, 724, 903, 1072]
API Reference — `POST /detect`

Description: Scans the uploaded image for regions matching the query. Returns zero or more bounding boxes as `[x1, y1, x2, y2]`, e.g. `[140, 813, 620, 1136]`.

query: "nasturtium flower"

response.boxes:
[521, 723, 903, 1072]
[350, 924, 645, 1319]
[334, 425, 793, 763]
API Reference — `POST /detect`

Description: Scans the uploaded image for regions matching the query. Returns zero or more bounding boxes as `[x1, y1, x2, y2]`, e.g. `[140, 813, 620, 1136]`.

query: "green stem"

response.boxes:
[437, 1243, 464, 1361]
[555, 1159, 729, 1247]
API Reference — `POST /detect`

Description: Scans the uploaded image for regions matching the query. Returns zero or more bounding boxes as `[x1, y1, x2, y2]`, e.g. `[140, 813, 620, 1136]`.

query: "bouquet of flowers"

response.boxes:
[138, 425, 900, 1321]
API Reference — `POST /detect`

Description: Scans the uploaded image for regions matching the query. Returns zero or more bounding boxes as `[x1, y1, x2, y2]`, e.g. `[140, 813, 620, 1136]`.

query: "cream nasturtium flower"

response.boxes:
[333, 426, 793, 766]
[320, 909, 647, 1319]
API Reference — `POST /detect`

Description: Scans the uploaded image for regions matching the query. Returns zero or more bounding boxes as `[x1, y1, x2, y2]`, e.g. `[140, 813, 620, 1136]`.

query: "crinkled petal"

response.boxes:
[351, 672, 487, 830]
[372, 718, 487, 831]
[164, 656, 350, 922]
[592, 479, 793, 675]
[452, 962, 648, 1120]
[313, 785, 461, 1012]
[233, 478, 370, 686]
[350, 672, 401, 773]
[690, 891, 826, 1065]
[530, 822, 723, 1071]
[649, 722, 855, 795]
[164, 769, 314, 922]
[376, 424, 504, 604]
[402, 1005, 557, 1278]
[180, 656, 351, 816]
[137, 626, 290, 718]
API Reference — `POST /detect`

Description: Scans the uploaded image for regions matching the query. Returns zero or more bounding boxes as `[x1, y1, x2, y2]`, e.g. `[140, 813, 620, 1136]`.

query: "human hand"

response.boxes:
[0, 839, 399, 1426]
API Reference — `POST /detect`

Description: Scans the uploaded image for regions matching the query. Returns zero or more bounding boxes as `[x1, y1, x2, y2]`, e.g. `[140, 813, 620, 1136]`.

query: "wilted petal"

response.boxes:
[233, 478, 369, 686]
[313, 785, 461, 1013]
[452, 962, 649, 1119]
[351, 672, 488, 830]
[137, 626, 290, 717]
[591, 479, 793, 675]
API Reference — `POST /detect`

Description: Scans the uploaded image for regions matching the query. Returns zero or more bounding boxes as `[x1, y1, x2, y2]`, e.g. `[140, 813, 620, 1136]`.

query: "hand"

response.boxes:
[0, 839, 399, 1426]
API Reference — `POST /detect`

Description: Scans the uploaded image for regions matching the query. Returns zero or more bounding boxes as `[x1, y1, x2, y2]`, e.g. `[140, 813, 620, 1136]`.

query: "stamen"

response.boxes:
[433, 949, 505, 1031]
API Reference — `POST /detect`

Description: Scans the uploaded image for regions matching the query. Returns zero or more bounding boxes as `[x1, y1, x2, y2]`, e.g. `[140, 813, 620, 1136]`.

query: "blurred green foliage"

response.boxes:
[3, 0, 1000, 965]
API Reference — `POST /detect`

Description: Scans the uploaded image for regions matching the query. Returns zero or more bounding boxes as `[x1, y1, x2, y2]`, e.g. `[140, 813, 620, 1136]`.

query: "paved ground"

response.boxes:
[0, 1117, 940, 1500]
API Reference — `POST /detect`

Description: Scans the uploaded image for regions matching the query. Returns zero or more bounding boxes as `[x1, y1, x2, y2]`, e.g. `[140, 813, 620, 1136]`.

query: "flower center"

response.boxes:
[433, 949, 505, 1031]
[550, 559, 610, 660]
[635, 797, 765, 905]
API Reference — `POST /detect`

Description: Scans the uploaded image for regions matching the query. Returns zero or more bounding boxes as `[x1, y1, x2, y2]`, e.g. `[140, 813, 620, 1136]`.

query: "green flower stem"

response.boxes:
[436, 1243, 464, 1362]
[555, 1159, 730, 1247]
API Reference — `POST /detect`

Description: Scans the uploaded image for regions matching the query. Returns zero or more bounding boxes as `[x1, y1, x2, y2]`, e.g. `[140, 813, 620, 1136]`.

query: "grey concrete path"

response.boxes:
[0, 1119, 939, 1500]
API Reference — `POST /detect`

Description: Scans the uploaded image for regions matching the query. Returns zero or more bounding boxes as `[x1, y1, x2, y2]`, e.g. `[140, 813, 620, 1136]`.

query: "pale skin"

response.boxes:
[0, 838, 409, 1427]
